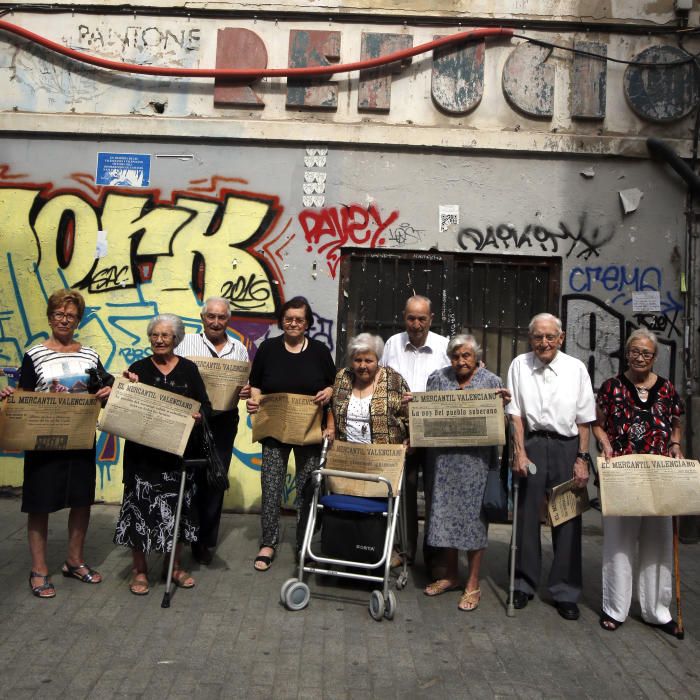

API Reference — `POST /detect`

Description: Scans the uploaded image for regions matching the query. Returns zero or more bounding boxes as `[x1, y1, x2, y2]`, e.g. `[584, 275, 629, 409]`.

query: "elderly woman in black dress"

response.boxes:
[246, 297, 336, 571]
[113, 313, 210, 595]
[423, 334, 508, 611]
[0, 289, 113, 598]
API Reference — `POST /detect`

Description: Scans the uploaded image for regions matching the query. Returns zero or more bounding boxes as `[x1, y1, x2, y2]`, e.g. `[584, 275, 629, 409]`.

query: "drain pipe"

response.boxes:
[647, 136, 699, 543]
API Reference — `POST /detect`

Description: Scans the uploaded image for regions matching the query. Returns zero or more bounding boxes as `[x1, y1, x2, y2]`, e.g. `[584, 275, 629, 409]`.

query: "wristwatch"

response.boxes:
[576, 451, 589, 461]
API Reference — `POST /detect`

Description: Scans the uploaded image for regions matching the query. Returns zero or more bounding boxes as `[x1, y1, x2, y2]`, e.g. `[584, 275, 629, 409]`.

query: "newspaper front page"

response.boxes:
[598, 454, 700, 516]
[186, 356, 250, 411]
[0, 391, 101, 451]
[547, 478, 590, 527]
[409, 389, 505, 447]
[251, 392, 322, 446]
[98, 377, 199, 456]
[325, 441, 405, 498]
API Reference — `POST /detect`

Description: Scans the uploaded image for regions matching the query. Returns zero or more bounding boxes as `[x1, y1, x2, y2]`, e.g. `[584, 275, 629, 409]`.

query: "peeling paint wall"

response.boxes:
[1, 12, 699, 156]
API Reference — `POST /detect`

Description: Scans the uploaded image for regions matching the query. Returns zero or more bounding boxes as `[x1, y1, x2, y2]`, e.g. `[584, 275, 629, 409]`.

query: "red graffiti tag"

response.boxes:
[299, 203, 399, 277]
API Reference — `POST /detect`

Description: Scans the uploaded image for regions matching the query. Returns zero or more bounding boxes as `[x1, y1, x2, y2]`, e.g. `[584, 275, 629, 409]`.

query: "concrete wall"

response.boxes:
[0, 136, 687, 507]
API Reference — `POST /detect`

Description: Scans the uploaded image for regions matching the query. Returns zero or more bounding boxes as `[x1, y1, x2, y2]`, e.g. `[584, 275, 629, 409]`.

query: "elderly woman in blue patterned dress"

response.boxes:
[423, 334, 509, 611]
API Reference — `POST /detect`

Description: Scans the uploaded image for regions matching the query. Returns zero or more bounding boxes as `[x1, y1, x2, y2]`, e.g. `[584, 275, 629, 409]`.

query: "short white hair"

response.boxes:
[347, 333, 385, 363]
[201, 297, 231, 318]
[404, 295, 433, 313]
[447, 334, 482, 361]
[147, 314, 185, 347]
[528, 313, 562, 334]
[626, 328, 658, 353]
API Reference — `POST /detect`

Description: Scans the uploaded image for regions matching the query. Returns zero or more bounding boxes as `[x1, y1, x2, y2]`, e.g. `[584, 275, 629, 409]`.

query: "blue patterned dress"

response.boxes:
[426, 366, 503, 551]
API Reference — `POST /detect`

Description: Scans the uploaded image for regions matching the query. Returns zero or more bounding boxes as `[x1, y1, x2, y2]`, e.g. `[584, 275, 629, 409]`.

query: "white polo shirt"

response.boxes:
[380, 330, 450, 392]
[505, 350, 596, 437]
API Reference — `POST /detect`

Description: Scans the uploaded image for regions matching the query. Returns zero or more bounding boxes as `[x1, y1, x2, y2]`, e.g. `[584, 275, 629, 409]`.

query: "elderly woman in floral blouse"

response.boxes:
[330, 333, 409, 446]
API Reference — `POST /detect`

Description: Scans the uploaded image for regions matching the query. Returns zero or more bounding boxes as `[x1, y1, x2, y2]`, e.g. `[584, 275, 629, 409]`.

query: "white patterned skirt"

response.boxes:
[113, 471, 198, 553]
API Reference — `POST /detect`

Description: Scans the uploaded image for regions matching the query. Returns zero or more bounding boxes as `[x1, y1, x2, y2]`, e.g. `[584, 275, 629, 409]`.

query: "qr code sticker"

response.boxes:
[439, 213, 459, 233]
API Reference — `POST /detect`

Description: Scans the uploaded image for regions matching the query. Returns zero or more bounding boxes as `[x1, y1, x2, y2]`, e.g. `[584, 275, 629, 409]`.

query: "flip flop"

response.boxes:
[458, 588, 481, 612]
[423, 579, 460, 597]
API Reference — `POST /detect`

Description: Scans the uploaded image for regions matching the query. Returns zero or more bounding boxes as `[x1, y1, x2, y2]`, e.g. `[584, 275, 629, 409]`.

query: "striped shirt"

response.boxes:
[175, 332, 249, 362]
[21, 344, 101, 392]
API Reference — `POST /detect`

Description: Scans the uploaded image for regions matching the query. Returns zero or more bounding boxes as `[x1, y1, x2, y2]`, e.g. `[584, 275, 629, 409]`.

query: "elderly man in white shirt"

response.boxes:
[176, 296, 250, 565]
[381, 295, 449, 569]
[506, 312, 595, 620]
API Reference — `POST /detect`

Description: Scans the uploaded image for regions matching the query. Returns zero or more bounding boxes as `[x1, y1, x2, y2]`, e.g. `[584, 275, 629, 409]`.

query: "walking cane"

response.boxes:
[673, 515, 685, 639]
[506, 473, 520, 617]
[161, 457, 207, 609]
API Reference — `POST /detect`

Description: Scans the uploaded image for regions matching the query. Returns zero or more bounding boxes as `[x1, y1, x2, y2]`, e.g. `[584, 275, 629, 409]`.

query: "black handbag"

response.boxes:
[482, 429, 510, 523]
[200, 414, 230, 491]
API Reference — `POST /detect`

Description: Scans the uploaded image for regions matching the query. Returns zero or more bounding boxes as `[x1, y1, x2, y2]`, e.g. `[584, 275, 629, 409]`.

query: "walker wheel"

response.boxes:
[284, 581, 311, 611]
[369, 590, 385, 621]
[384, 591, 397, 620]
[280, 577, 297, 605]
[395, 572, 408, 590]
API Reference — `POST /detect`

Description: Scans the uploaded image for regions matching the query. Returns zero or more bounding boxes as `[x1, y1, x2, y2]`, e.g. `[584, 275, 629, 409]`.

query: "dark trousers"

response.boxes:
[514, 433, 582, 603]
[404, 448, 439, 568]
[194, 409, 238, 548]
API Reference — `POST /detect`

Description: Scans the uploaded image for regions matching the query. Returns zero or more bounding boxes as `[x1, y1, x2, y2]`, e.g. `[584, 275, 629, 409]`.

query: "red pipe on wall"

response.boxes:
[0, 20, 512, 79]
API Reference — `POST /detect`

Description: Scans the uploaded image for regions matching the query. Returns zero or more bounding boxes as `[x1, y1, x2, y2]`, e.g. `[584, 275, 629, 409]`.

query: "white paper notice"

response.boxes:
[632, 291, 661, 313]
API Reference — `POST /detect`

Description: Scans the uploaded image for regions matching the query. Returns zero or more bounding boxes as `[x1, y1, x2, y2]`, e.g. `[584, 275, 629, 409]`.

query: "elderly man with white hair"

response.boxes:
[175, 297, 250, 565]
[506, 312, 596, 621]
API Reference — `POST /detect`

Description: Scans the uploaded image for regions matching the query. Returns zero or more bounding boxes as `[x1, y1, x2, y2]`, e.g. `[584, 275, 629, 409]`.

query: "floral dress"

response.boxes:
[113, 357, 210, 553]
[426, 366, 503, 551]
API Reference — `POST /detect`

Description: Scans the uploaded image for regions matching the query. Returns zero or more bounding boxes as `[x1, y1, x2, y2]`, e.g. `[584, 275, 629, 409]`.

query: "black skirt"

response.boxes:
[113, 469, 198, 553]
[22, 449, 96, 513]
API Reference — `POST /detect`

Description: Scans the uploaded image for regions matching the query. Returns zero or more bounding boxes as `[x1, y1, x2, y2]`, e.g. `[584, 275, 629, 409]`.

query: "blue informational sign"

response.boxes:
[96, 152, 151, 188]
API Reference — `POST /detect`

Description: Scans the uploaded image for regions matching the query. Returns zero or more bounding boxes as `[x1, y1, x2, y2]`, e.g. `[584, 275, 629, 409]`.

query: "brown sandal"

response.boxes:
[423, 579, 460, 597]
[458, 588, 481, 612]
[129, 572, 149, 596]
[171, 569, 195, 588]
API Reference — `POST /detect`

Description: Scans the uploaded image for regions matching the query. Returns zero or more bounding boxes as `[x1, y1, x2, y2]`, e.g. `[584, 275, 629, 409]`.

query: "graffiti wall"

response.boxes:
[0, 137, 686, 508]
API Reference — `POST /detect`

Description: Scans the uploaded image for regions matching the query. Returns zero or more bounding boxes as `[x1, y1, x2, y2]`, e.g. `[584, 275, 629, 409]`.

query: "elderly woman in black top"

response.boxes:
[113, 313, 210, 595]
[246, 297, 336, 571]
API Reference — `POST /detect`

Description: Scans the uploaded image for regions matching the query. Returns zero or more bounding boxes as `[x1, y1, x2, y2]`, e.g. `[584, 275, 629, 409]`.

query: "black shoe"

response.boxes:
[512, 591, 533, 609]
[192, 544, 213, 565]
[556, 602, 580, 620]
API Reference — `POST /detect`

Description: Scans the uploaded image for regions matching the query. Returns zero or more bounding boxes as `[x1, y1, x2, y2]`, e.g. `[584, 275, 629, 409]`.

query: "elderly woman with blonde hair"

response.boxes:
[0, 288, 113, 598]
[423, 334, 508, 611]
[331, 333, 409, 446]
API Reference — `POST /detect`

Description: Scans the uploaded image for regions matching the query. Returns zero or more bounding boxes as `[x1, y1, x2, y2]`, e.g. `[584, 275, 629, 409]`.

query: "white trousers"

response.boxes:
[601, 515, 673, 625]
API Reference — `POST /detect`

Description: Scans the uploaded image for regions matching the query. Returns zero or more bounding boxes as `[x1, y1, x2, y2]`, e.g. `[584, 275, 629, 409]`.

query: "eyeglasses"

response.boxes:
[530, 333, 560, 342]
[150, 333, 174, 341]
[283, 317, 306, 327]
[51, 311, 78, 323]
[629, 348, 655, 360]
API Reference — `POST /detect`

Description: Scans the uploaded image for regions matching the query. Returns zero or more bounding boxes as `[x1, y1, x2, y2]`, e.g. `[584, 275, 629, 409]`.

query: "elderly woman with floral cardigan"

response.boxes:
[331, 333, 409, 447]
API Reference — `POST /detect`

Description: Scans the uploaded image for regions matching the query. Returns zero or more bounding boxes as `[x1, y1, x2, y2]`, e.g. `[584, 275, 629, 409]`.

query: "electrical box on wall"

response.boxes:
[676, 0, 693, 11]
